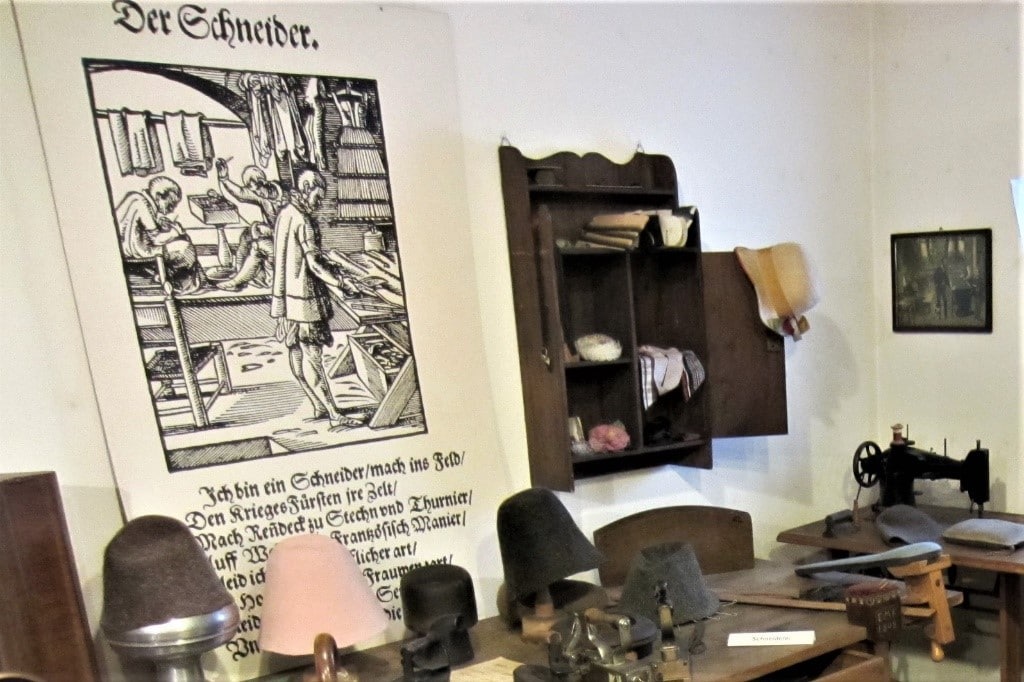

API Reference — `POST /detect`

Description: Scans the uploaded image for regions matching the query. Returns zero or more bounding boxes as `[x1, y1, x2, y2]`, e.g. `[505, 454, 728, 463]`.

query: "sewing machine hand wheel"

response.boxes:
[853, 441, 882, 488]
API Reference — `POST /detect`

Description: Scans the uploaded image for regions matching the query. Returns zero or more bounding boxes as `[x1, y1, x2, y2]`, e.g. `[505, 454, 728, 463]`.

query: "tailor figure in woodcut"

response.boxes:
[214, 158, 284, 290]
[116, 176, 208, 294]
[271, 169, 359, 428]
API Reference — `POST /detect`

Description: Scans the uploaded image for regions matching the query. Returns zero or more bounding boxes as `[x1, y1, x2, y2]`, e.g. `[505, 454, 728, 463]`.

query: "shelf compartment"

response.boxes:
[559, 252, 636, 358]
[565, 361, 639, 453]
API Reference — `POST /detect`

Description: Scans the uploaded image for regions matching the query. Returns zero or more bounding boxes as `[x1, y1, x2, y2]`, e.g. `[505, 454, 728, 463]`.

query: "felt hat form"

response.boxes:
[400, 564, 479, 665]
[734, 243, 819, 340]
[876, 505, 945, 545]
[617, 542, 720, 626]
[497, 487, 604, 602]
[259, 534, 388, 656]
[497, 487, 605, 640]
[101, 515, 239, 682]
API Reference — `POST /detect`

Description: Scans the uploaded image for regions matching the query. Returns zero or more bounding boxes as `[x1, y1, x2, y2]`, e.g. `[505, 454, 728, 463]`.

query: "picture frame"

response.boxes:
[891, 228, 992, 333]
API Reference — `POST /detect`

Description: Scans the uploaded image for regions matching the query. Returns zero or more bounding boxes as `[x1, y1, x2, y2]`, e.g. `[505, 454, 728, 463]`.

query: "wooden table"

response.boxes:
[260, 601, 875, 681]
[777, 505, 1024, 682]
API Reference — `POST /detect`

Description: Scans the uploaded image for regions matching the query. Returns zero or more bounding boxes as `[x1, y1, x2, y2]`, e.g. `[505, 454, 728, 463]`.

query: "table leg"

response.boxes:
[1001, 572, 1022, 682]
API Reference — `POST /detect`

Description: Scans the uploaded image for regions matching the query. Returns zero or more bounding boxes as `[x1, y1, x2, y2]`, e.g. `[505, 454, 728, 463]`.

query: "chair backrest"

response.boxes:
[593, 505, 755, 588]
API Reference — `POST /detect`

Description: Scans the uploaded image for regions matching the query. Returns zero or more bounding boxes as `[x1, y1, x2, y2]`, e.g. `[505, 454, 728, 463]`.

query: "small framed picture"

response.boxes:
[891, 228, 992, 333]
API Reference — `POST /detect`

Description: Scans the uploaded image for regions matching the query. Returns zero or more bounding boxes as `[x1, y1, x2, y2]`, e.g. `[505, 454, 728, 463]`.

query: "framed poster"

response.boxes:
[13, 3, 509, 679]
[891, 228, 992, 333]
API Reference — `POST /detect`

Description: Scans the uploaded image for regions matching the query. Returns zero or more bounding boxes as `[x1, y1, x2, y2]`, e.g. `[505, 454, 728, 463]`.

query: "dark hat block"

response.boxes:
[400, 564, 478, 665]
[496, 488, 603, 601]
[617, 542, 719, 626]
[101, 515, 234, 635]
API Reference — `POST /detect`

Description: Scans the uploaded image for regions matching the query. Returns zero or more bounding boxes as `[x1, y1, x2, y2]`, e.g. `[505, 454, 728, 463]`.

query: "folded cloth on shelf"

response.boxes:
[638, 206, 697, 248]
[638, 346, 705, 410]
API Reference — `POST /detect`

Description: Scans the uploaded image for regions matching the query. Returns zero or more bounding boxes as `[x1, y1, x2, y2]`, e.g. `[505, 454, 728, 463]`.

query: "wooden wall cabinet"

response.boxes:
[499, 146, 787, 491]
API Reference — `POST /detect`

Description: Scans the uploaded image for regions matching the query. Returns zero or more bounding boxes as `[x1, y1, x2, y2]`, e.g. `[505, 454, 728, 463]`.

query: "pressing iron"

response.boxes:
[823, 509, 857, 538]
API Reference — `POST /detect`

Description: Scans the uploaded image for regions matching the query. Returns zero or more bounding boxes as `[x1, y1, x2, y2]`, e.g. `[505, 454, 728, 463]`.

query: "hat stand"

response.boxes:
[100, 515, 239, 682]
[104, 607, 239, 682]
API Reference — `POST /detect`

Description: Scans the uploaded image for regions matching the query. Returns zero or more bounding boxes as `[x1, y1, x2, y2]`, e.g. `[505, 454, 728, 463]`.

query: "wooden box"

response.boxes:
[188, 192, 240, 225]
[349, 330, 406, 401]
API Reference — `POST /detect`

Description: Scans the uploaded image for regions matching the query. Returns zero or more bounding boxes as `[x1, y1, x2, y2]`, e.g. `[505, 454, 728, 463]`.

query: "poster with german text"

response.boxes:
[13, 2, 508, 678]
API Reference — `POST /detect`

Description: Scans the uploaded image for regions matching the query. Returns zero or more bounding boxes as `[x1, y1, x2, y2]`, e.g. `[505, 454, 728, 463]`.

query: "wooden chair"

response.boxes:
[593, 505, 755, 590]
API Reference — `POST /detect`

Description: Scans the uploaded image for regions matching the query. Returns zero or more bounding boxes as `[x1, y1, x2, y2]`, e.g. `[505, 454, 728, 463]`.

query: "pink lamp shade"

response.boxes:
[258, 534, 388, 655]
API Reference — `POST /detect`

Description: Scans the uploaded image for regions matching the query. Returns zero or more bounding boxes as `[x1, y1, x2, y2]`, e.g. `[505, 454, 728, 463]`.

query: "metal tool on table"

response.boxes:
[653, 582, 693, 682]
[579, 607, 661, 682]
[515, 608, 663, 682]
[823, 509, 858, 538]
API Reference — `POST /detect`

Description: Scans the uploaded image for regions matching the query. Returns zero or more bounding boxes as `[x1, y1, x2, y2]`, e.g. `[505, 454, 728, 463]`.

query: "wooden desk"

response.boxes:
[261, 603, 873, 681]
[777, 505, 1024, 682]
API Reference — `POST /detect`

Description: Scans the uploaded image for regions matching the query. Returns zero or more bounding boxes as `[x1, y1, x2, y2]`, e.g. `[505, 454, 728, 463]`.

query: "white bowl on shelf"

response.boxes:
[575, 333, 622, 362]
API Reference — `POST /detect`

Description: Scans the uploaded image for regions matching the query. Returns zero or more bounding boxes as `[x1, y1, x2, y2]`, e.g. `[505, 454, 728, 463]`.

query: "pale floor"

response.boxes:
[890, 605, 1001, 681]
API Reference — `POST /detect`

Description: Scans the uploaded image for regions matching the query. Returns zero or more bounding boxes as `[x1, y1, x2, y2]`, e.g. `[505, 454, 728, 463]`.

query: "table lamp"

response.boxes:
[100, 515, 239, 682]
[258, 534, 388, 678]
[496, 487, 606, 641]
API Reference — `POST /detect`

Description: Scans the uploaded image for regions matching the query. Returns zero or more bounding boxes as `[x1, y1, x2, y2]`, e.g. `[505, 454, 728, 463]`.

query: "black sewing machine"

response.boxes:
[852, 424, 990, 514]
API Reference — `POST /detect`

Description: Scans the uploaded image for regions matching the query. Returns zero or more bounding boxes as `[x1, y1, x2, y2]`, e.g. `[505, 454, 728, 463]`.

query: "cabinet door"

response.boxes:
[504, 202, 574, 489]
[703, 252, 788, 436]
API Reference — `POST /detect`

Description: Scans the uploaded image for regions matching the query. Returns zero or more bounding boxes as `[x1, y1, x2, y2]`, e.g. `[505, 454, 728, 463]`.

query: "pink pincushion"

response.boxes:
[588, 423, 630, 453]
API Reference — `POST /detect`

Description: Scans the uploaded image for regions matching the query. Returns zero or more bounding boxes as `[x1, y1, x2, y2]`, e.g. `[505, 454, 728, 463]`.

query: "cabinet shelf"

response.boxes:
[571, 440, 711, 479]
[559, 246, 701, 257]
[571, 438, 709, 465]
[565, 359, 633, 370]
[528, 185, 677, 198]
[499, 145, 787, 491]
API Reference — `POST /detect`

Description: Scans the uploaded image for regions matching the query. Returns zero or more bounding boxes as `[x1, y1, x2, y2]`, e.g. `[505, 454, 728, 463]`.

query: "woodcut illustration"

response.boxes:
[84, 59, 425, 472]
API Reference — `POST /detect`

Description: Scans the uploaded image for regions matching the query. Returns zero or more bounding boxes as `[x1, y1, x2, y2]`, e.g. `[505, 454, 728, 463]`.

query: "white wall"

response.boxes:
[2, 0, 1020, 677]
[445, 1, 879, 556]
[870, 3, 1022, 513]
